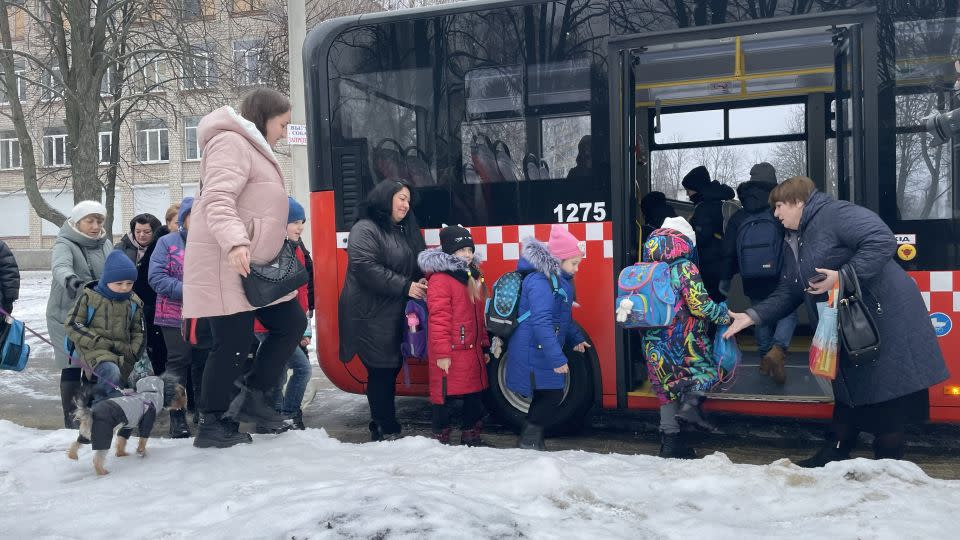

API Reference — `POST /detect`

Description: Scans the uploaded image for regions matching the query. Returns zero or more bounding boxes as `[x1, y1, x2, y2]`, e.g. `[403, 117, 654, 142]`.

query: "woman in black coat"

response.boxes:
[0, 239, 20, 316]
[339, 180, 427, 441]
[725, 176, 949, 466]
[115, 213, 167, 374]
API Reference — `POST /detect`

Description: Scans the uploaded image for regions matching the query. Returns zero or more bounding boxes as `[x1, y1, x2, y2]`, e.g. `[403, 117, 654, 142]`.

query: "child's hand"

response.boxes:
[554, 363, 569, 374]
[573, 342, 591, 353]
[300, 337, 311, 347]
[437, 358, 451, 374]
[483, 354, 490, 365]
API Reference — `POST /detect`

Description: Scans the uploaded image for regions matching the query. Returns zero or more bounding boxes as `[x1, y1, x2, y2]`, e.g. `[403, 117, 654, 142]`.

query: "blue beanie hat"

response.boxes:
[288, 197, 305, 223]
[100, 251, 138, 286]
[178, 197, 195, 227]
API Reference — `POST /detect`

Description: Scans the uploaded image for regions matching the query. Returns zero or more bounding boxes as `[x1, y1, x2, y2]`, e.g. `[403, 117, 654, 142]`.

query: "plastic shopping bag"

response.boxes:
[714, 324, 742, 380]
[809, 299, 838, 380]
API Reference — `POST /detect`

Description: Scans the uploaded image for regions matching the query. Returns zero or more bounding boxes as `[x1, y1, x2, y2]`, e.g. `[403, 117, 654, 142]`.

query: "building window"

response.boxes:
[185, 116, 202, 160]
[42, 128, 69, 167]
[233, 39, 266, 86]
[99, 129, 113, 164]
[136, 119, 169, 163]
[100, 65, 117, 96]
[0, 59, 26, 104]
[183, 47, 215, 89]
[0, 132, 21, 170]
[182, 0, 215, 19]
[231, 0, 264, 15]
[132, 54, 167, 93]
[6, 1, 27, 41]
[41, 66, 62, 101]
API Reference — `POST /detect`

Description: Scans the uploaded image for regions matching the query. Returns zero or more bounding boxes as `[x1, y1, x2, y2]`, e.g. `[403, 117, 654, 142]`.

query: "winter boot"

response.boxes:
[762, 345, 787, 385]
[168, 409, 192, 439]
[255, 421, 292, 435]
[517, 422, 546, 451]
[431, 427, 452, 445]
[369, 421, 403, 442]
[460, 421, 490, 447]
[675, 395, 717, 433]
[290, 409, 306, 431]
[59, 368, 83, 429]
[658, 431, 697, 459]
[193, 413, 253, 449]
[225, 381, 289, 425]
[796, 439, 855, 468]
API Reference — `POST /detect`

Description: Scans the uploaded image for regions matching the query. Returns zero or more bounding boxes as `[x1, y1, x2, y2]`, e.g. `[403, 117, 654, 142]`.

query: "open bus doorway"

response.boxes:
[621, 17, 875, 405]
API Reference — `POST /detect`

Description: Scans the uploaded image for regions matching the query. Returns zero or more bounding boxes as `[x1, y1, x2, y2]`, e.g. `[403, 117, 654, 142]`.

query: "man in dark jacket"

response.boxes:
[682, 165, 736, 300]
[720, 163, 795, 384]
[0, 239, 20, 317]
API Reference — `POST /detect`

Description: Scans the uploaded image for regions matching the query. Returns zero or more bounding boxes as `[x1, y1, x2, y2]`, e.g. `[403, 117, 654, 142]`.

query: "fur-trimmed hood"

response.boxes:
[418, 248, 483, 282]
[518, 237, 560, 275]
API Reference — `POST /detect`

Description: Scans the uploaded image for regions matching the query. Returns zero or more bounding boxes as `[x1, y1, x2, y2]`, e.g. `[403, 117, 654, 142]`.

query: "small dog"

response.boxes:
[67, 374, 187, 476]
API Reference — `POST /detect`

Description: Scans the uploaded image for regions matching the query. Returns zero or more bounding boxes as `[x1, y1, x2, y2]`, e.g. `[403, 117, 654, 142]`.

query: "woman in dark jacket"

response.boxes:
[339, 179, 427, 441]
[115, 213, 167, 374]
[0, 239, 20, 317]
[725, 176, 949, 466]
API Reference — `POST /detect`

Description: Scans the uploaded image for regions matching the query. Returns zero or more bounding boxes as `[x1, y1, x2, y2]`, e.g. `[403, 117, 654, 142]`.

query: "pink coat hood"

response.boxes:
[182, 106, 294, 318]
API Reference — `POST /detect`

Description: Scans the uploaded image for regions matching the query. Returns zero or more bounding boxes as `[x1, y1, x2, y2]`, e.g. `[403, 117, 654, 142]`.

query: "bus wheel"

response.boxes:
[485, 337, 595, 436]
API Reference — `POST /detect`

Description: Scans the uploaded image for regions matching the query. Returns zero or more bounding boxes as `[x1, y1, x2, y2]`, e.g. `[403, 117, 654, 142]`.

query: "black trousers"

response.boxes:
[365, 365, 402, 434]
[144, 316, 168, 375]
[432, 392, 485, 432]
[527, 389, 564, 426]
[160, 326, 208, 413]
[200, 299, 306, 414]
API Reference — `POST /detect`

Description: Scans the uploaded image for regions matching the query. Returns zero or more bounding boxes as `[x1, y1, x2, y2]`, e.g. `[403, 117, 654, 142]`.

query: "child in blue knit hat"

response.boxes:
[65, 250, 145, 403]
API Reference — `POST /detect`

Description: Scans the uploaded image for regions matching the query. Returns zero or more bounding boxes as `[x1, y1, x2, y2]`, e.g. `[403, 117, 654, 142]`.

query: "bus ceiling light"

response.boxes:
[923, 107, 960, 146]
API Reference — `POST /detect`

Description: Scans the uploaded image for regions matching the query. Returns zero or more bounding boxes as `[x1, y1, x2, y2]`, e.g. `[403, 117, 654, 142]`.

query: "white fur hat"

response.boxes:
[661, 216, 696, 246]
[69, 200, 107, 224]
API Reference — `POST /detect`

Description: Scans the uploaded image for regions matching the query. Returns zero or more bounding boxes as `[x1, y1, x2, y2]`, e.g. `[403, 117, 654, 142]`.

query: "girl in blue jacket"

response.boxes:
[506, 225, 590, 450]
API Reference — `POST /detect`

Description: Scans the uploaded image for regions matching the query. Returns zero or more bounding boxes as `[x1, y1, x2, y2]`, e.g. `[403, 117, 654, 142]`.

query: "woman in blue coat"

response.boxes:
[726, 176, 949, 466]
[506, 225, 590, 450]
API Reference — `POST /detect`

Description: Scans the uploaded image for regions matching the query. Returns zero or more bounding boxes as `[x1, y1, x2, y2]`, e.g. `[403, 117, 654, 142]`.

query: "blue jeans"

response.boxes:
[254, 333, 312, 415]
[754, 311, 797, 356]
[90, 362, 122, 404]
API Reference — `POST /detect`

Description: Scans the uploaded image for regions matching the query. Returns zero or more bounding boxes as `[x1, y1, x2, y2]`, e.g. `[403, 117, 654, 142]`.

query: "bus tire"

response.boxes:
[485, 335, 595, 436]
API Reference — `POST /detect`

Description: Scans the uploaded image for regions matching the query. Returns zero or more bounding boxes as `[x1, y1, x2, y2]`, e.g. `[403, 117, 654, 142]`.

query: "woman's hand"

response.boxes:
[300, 337, 311, 348]
[554, 363, 569, 374]
[437, 357, 451, 374]
[806, 267, 839, 295]
[408, 281, 428, 300]
[723, 310, 755, 339]
[572, 341, 591, 353]
[228, 246, 251, 277]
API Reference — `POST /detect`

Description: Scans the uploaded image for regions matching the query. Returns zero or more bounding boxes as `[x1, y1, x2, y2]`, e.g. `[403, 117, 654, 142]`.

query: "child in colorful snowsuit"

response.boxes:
[641, 217, 731, 459]
[505, 225, 591, 450]
[65, 250, 144, 403]
[418, 225, 491, 446]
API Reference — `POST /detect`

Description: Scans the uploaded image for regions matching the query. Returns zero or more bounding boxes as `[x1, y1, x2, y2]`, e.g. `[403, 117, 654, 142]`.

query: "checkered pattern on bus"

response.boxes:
[911, 271, 960, 313]
[336, 222, 614, 261]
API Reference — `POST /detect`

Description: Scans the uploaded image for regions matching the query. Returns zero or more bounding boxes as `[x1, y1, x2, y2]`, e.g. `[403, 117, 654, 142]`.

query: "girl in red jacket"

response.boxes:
[417, 225, 490, 446]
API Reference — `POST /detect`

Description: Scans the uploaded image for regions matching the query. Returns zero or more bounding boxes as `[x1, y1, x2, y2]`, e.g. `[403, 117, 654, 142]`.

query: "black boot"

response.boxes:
[224, 381, 289, 425]
[59, 368, 83, 429]
[255, 420, 292, 434]
[290, 410, 306, 431]
[460, 421, 490, 447]
[796, 439, 854, 468]
[517, 422, 546, 450]
[658, 431, 697, 459]
[369, 421, 402, 442]
[168, 409, 192, 439]
[675, 395, 717, 433]
[193, 413, 253, 449]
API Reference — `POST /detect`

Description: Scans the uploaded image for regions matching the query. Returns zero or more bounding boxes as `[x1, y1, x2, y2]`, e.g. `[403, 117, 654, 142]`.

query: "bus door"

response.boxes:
[610, 10, 877, 408]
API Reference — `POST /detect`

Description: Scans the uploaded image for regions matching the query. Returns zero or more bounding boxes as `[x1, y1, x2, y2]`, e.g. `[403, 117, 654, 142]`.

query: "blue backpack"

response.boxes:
[736, 211, 783, 279]
[64, 303, 139, 366]
[485, 271, 560, 339]
[400, 299, 428, 360]
[0, 318, 30, 372]
[615, 262, 680, 328]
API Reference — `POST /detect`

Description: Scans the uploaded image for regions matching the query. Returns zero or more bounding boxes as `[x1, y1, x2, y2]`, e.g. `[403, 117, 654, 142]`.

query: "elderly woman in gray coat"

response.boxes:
[47, 201, 113, 428]
[725, 176, 949, 467]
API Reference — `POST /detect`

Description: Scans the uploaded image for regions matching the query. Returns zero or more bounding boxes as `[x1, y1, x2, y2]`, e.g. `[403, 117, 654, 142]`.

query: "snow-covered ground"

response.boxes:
[0, 419, 957, 539]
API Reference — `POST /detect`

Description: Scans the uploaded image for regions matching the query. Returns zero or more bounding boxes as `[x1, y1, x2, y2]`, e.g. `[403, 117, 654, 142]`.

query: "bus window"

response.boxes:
[894, 93, 954, 221]
[542, 115, 591, 179]
[656, 110, 723, 144]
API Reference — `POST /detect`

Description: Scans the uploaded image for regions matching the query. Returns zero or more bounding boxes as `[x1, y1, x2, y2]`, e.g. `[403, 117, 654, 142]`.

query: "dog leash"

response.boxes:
[0, 306, 133, 396]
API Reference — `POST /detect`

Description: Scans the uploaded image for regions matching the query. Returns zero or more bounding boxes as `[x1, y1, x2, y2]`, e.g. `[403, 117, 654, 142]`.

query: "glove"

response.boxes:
[718, 280, 731, 297]
[490, 336, 504, 359]
[65, 276, 83, 299]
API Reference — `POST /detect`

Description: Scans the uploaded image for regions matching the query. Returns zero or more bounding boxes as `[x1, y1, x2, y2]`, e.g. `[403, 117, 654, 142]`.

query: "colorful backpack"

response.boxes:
[485, 271, 560, 339]
[0, 317, 30, 372]
[400, 299, 428, 360]
[614, 262, 679, 328]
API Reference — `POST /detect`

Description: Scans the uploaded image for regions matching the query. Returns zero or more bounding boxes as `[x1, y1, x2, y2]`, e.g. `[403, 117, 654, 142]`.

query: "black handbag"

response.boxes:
[837, 265, 881, 365]
[241, 241, 309, 308]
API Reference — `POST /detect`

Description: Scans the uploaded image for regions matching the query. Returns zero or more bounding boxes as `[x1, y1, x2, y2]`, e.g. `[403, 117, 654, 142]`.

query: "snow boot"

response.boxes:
[290, 409, 306, 431]
[225, 381, 289, 425]
[193, 413, 253, 448]
[59, 368, 83, 429]
[517, 422, 546, 451]
[675, 395, 717, 433]
[369, 421, 402, 442]
[168, 408, 192, 439]
[796, 439, 855, 468]
[431, 427, 452, 445]
[658, 431, 697, 459]
[255, 421, 292, 435]
[762, 345, 787, 385]
[460, 421, 490, 447]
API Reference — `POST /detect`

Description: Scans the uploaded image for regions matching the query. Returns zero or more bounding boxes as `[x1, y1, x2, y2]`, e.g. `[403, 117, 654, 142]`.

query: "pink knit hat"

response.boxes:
[548, 224, 583, 260]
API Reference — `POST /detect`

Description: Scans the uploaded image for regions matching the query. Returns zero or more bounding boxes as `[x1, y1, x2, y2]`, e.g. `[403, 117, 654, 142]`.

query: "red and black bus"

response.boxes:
[303, 0, 960, 431]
